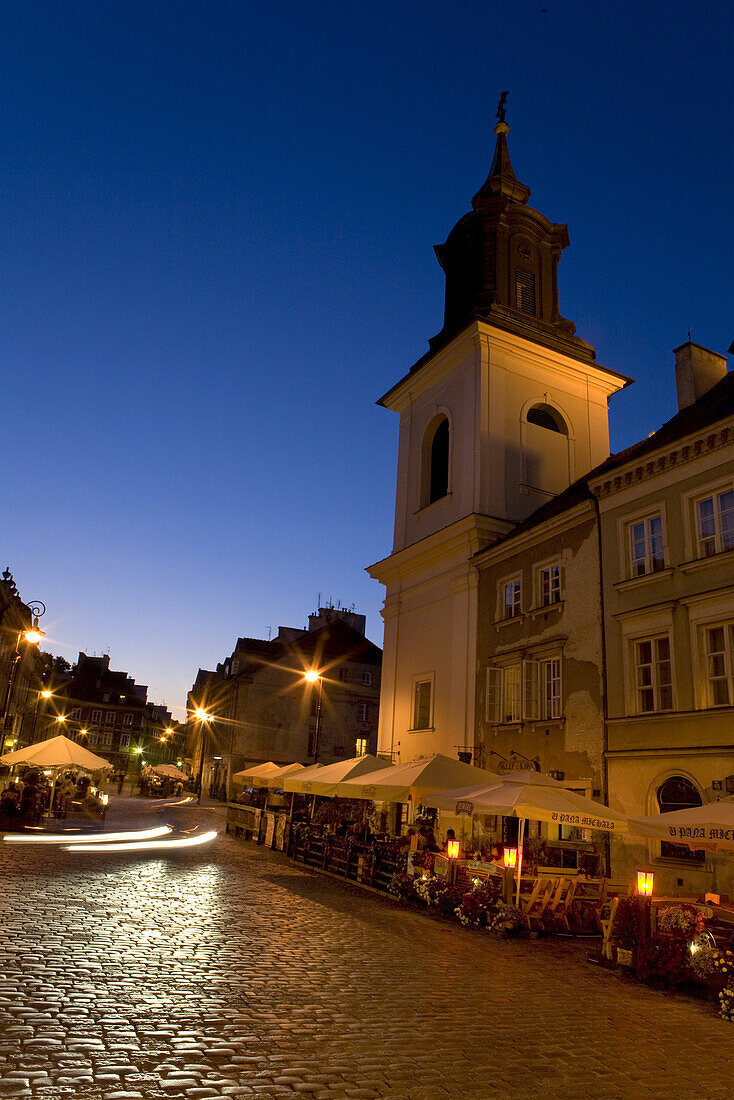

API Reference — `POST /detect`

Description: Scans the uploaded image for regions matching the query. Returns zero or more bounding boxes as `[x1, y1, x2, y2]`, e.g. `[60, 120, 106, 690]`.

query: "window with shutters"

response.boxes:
[515, 268, 536, 315]
[486, 658, 561, 724]
[539, 658, 562, 719]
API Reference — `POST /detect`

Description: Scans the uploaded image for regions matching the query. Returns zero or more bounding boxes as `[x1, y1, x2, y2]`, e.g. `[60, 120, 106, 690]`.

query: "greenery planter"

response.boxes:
[616, 947, 634, 967]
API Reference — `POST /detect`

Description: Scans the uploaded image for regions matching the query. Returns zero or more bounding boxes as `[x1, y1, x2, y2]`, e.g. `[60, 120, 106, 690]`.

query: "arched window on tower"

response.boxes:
[656, 776, 705, 863]
[526, 403, 568, 435]
[522, 403, 571, 496]
[421, 415, 450, 507]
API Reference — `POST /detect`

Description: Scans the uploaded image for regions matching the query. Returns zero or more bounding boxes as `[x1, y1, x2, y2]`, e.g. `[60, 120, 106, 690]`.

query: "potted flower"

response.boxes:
[611, 897, 642, 967]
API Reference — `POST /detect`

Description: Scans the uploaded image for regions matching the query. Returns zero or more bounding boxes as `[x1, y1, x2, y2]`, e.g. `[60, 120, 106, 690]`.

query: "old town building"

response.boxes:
[47, 653, 178, 776]
[186, 607, 382, 798]
[590, 344, 734, 893]
[0, 568, 46, 752]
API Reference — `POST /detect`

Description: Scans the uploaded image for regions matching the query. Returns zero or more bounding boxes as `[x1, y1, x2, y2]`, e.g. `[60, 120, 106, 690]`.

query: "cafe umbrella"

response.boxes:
[282, 754, 392, 796]
[628, 797, 734, 851]
[427, 777, 630, 906]
[0, 733, 113, 820]
[335, 752, 501, 802]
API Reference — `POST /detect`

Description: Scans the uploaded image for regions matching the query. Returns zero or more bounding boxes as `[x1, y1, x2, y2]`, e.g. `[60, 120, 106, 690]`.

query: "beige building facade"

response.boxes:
[591, 343, 734, 894]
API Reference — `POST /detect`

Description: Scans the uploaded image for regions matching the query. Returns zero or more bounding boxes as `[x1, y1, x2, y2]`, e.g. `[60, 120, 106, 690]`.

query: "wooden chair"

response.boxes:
[600, 895, 620, 960]
[524, 876, 557, 931]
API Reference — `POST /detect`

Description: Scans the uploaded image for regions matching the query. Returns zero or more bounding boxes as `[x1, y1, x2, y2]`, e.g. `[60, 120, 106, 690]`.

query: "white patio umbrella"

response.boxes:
[231, 761, 282, 785]
[628, 798, 734, 851]
[253, 762, 308, 789]
[427, 778, 629, 907]
[283, 754, 392, 796]
[0, 734, 113, 821]
[0, 734, 113, 773]
[335, 753, 501, 801]
[150, 763, 188, 781]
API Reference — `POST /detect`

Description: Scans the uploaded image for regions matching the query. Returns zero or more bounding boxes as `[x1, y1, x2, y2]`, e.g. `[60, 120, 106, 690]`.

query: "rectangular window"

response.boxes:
[358, 702, 369, 722]
[540, 564, 561, 606]
[704, 624, 734, 707]
[70, 707, 81, 721]
[91, 710, 102, 723]
[503, 578, 522, 619]
[100, 730, 112, 747]
[87, 730, 98, 745]
[634, 637, 672, 713]
[123, 713, 133, 727]
[696, 488, 734, 556]
[515, 268, 536, 315]
[362, 671, 373, 686]
[355, 737, 368, 755]
[540, 658, 562, 720]
[119, 733, 131, 748]
[629, 515, 665, 576]
[413, 679, 432, 730]
[339, 668, 349, 682]
[105, 711, 115, 725]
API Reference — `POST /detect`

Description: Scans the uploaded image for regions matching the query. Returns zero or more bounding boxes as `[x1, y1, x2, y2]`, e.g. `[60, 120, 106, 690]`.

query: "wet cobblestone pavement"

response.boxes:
[0, 797, 729, 1099]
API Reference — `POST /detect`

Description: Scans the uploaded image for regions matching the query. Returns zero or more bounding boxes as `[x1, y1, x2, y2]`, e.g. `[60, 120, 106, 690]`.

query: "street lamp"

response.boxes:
[193, 708, 211, 802]
[304, 670, 323, 763]
[1, 601, 46, 751]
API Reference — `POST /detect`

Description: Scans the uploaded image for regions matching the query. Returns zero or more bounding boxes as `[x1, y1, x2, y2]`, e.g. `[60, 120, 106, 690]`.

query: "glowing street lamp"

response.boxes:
[446, 840, 460, 859]
[503, 847, 518, 869]
[193, 708, 212, 802]
[303, 671, 323, 763]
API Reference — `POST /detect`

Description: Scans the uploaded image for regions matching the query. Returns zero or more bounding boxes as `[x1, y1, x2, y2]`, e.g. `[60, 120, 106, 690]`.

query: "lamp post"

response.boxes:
[304, 670, 323, 763]
[1, 601, 46, 751]
[193, 708, 211, 802]
[28, 688, 53, 746]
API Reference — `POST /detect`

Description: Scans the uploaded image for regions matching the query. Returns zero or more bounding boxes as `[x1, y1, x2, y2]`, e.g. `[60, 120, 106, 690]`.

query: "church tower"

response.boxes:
[367, 100, 629, 764]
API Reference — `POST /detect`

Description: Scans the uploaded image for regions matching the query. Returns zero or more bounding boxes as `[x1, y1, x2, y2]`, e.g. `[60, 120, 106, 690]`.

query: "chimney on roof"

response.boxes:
[674, 340, 727, 411]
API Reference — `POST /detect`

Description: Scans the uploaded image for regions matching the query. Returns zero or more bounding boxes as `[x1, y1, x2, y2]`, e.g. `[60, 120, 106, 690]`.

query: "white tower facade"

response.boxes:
[368, 111, 629, 764]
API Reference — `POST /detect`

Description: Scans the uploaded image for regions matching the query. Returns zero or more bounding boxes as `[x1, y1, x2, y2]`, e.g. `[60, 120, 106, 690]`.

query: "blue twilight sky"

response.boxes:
[3, 2, 733, 718]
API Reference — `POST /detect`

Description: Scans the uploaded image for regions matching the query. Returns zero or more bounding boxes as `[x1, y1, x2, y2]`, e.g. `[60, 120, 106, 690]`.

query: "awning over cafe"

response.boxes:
[628, 798, 734, 850]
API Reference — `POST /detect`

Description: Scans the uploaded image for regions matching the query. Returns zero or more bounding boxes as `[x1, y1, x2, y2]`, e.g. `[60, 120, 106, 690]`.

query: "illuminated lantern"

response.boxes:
[504, 847, 518, 869]
[447, 840, 460, 859]
[636, 870, 654, 897]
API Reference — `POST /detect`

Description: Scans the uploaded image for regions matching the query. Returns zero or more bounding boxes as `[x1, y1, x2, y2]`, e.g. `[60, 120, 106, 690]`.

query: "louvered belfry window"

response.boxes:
[515, 268, 536, 315]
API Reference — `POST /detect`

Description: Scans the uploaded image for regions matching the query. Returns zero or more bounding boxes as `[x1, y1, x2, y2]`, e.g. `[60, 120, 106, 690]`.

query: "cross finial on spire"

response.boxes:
[496, 91, 509, 124]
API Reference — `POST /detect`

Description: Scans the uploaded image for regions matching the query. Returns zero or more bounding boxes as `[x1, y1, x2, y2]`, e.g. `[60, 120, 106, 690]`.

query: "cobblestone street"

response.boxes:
[0, 798, 728, 1100]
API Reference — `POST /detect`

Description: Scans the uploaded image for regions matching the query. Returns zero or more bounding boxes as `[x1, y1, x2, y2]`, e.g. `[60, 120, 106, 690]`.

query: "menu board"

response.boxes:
[264, 811, 276, 847]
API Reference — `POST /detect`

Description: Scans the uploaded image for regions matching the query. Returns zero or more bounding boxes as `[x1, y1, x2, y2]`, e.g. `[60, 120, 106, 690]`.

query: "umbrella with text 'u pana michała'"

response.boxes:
[629, 798, 734, 851]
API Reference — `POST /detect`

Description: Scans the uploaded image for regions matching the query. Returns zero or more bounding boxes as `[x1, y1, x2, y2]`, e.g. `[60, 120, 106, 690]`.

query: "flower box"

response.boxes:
[616, 947, 634, 967]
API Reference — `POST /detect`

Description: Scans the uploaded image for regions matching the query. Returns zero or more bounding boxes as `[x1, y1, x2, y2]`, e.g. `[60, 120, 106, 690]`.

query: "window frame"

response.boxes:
[694, 485, 734, 557]
[633, 634, 673, 714]
[410, 672, 435, 732]
[536, 561, 561, 607]
[628, 512, 666, 578]
[702, 621, 734, 708]
[486, 656, 563, 724]
[498, 574, 522, 621]
[355, 736, 368, 756]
